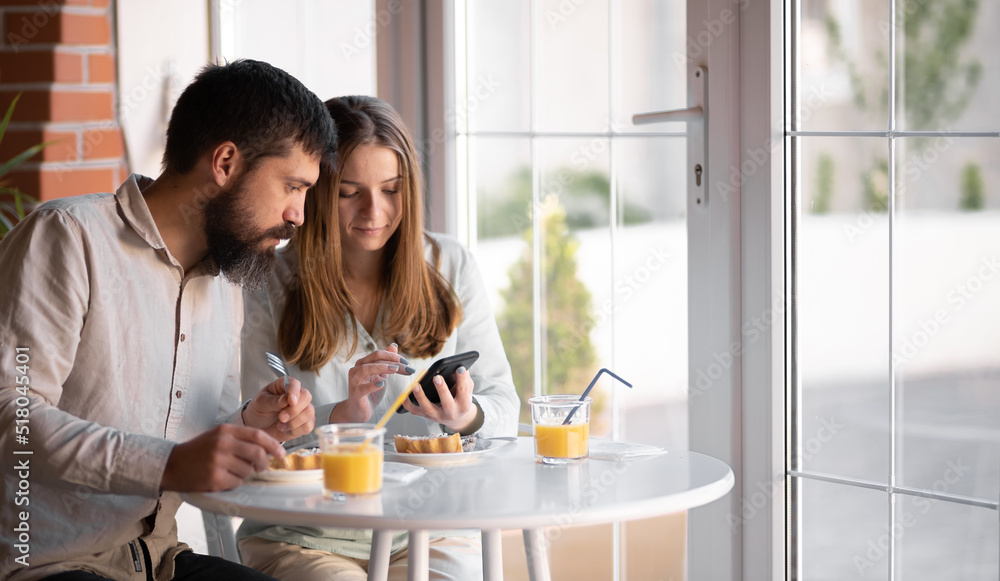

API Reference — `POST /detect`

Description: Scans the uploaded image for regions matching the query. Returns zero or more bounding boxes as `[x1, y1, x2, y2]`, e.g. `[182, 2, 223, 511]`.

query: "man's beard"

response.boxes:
[203, 174, 295, 291]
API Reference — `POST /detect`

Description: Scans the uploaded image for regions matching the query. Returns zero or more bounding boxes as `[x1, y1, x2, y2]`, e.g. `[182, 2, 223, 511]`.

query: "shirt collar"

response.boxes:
[115, 173, 222, 278]
[115, 173, 163, 250]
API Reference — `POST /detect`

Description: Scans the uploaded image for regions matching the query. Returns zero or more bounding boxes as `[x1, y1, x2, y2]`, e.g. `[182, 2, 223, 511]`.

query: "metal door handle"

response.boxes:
[632, 105, 703, 124]
[632, 66, 709, 205]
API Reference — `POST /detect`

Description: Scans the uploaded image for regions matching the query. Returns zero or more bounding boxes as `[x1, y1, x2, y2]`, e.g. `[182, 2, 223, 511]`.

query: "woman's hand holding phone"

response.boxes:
[331, 343, 414, 423]
[402, 365, 480, 433]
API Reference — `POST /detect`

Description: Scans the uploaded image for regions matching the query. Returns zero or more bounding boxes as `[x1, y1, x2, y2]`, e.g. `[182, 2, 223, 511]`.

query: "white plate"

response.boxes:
[384, 437, 516, 466]
[252, 468, 323, 483]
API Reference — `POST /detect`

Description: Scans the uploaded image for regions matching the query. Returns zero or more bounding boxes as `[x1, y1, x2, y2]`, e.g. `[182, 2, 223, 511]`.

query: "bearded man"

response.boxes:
[0, 59, 337, 581]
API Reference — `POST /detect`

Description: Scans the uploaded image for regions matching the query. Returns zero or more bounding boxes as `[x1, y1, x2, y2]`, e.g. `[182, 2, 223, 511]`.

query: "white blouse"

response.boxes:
[241, 232, 520, 441]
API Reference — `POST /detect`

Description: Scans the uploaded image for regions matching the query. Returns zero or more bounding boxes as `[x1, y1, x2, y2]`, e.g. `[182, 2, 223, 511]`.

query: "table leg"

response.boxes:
[481, 528, 504, 581]
[523, 529, 551, 581]
[368, 530, 392, 581]
[407, 529, 429, 581]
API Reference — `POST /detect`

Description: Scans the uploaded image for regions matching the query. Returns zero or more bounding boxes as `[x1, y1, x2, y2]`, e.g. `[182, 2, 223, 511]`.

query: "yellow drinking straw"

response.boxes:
[360, 369, 426, 451]
[375, 369, 427, 430]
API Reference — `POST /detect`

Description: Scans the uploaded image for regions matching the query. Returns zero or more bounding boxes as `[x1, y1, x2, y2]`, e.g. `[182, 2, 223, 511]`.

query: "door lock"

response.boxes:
[694, 164, 703, 187]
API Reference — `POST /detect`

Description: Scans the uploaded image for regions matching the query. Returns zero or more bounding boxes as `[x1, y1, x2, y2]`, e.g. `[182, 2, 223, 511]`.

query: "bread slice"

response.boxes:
[268, 447, 321, 470]
[394, 433, 462, 454]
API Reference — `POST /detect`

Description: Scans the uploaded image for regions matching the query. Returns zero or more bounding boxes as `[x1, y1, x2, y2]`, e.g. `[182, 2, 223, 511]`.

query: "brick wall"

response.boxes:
[0, 0, 125, 202]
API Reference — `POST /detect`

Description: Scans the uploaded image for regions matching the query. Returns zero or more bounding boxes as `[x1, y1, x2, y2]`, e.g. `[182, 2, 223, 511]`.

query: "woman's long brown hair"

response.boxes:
[278, 95, 461, 371]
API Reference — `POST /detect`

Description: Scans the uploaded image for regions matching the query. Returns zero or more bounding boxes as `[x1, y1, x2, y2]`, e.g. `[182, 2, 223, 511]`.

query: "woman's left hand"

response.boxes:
[402, 366, 480, 433]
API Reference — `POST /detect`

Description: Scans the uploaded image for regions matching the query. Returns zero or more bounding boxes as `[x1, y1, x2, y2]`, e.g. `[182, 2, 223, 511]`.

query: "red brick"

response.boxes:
[81, 127, 122, 160]
[0, 90, 113, 122]
[60, 12, 109, 45]
[0, 1, 89, 5]
[3, 9, 62, 46]
[0, 50, 83, 83]
[50, 89, 112, 121]
[0, 127, 76, 162]
[4, 10, 110, 46]
[87, 52, 113, 83]
[0, 91, 49, 122]
[9, 164, 116, 201]
[5, 169, 41, 200]
[41, 164, 116, 199]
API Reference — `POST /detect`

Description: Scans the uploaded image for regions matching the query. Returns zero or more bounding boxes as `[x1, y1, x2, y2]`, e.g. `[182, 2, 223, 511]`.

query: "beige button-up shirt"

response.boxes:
[0, 175, 246, 581]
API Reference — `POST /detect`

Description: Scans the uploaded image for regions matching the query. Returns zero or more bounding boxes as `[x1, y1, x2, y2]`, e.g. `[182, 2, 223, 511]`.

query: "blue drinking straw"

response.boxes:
[562, 368, 633, 425]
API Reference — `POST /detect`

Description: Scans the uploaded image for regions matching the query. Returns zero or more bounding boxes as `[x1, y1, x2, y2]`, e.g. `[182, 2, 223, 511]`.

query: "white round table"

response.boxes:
[184, 437, 733, 581]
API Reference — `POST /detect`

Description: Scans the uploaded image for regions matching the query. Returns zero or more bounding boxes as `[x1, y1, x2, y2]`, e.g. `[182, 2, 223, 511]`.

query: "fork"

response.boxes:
[265, 351, 290, 389]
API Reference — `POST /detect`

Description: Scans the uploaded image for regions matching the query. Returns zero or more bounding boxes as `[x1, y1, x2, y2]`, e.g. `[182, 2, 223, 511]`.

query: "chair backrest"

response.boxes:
[202, 511, 241, 563]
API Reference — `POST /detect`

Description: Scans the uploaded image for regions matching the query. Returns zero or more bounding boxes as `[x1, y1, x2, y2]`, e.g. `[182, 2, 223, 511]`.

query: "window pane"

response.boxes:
[895, 496, 999, 580]
[613, 0, 687, 134]
[614, 138, 687, 449]
[466, 1, 530, 132]
[895, 138, 1000, 501]
[897, 1, 1000, 131]
[460, 3, 690, 576]
[469, 137, 534, 423]
[797, 137, 890, 482]
[220, 0, 375, 99]
[798, 0, 889, 131]
[472, 137, 533, 240]
[536, 137, 613, 438]
[536, 0, 610, 132]
[800, 479, 888, 580]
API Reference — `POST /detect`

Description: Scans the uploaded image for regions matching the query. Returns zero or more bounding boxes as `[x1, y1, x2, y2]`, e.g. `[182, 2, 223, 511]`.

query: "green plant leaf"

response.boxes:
[0, 209, 16, 235]
[0, 92, 53, 240]
[0, 139, 60, 179]
[0, 93, 21, 150]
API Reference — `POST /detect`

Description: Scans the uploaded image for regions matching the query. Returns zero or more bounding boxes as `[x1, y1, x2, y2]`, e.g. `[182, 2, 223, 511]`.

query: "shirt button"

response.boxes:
[175, 390, 182, 399]
[366, 342, 375, 352]
[179, 333, 186, 342]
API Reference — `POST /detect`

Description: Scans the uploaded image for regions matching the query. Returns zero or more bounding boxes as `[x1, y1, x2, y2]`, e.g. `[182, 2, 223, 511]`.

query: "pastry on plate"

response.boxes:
[268, 447, 321, 470]
[394, 434, 477, 454]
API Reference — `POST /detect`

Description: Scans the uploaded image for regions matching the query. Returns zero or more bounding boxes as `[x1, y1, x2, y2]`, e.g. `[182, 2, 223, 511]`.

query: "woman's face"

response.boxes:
[337, 144, 403, 258]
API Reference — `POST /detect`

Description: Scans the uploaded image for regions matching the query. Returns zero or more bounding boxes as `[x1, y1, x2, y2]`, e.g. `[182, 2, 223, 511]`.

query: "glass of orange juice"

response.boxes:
[316, 424, 385, 499]
[528, 395, 591, 464]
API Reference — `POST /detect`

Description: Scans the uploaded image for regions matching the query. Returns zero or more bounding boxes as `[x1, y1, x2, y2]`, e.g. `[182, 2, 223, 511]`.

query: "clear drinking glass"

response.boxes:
[316, 423, 385, 499]
[529, 395, 591, 464]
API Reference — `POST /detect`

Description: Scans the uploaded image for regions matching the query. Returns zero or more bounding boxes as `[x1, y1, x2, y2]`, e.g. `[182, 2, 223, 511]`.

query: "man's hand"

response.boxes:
[242, 377, 315, 441]
[160, 424, 284, 492]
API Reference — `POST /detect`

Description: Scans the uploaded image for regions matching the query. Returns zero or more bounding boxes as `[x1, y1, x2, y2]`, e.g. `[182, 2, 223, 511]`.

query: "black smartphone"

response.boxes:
[397, 350, 479, 411]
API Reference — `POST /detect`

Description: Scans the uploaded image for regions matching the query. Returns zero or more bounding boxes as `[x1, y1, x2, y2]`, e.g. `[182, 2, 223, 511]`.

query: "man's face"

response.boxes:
[204, 144, 320, 290]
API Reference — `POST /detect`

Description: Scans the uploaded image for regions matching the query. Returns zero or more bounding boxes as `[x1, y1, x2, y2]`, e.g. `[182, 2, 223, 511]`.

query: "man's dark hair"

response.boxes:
[163, 59, 337, 175]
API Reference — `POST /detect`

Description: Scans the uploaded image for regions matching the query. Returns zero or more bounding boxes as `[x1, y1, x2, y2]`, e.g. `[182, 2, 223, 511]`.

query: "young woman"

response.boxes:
[237, 95, 519, 580]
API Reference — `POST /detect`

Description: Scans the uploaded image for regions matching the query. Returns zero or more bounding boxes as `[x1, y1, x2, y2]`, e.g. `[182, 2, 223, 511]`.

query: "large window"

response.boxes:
[789, 0, 1000, 578]
[456, 0, 688, 445]
[454, 0, 690, 577]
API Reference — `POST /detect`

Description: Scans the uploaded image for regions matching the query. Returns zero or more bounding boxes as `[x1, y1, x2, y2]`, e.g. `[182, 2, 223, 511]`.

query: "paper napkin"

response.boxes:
[383, 462, 427, 484]
[588, 440, 667, 461]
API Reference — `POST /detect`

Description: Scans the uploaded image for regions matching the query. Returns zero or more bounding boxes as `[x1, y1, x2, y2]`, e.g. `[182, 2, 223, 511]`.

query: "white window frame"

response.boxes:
[375, 0, 457, 236]
[391, 1, 788, 579]
[683, 0, 786, 578]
